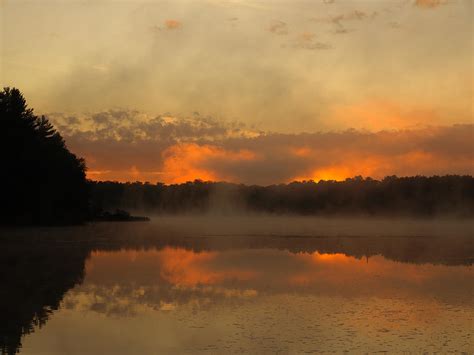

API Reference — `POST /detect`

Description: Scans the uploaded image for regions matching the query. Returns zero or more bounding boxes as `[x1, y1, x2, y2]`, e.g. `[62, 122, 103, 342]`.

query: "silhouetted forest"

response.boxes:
[90, 176, 474, 217]
[0, 88, 89, 225]
[2, 87, 474, 223]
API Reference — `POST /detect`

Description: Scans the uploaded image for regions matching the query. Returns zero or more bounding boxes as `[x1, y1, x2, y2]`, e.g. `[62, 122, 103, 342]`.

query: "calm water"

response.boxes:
[1, 217, 473, 354]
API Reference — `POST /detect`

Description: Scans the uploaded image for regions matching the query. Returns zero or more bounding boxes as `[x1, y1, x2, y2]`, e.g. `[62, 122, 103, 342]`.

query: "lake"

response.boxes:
[1, 217, 473, 354]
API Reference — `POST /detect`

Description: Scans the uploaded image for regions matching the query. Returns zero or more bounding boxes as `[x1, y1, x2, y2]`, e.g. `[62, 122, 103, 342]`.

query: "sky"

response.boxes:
[1, 0, 473, 184]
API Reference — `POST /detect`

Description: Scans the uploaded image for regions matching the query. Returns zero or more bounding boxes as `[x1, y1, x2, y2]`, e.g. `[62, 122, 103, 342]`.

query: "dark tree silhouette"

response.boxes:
[0, 87, 89, 225]
[0, 241, 89, 355]
[89, 176, 474, 217]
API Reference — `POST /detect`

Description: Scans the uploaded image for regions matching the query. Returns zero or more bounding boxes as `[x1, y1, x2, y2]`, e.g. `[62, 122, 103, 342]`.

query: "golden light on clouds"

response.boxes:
[2, 0, 472, 183]
[160, 143, 257, 184]
[291, 151, 462, 183]
[74, 124, 473, 184]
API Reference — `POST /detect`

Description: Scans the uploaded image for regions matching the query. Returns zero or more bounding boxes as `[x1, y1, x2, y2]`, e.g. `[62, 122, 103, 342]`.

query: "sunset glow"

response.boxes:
[160, 143, 257, 184]
[2, 1, 473, 353]
[2, 0, 472, 184]
[82, 129, 473, 184]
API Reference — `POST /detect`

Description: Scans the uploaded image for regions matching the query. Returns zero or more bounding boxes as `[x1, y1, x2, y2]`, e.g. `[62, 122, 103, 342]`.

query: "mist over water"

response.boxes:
[144, 215, 474, 238]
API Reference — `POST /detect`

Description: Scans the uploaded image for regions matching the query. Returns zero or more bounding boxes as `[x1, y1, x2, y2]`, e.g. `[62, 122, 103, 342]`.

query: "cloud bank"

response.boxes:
[49, 111, 474, 185]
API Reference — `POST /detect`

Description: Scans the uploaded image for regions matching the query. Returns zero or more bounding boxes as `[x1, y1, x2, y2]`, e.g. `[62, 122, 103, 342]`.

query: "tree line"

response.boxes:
[90, 175, 474, 217]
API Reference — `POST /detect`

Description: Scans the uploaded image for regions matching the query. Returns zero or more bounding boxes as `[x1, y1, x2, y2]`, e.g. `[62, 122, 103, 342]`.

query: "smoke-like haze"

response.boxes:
[2, 0, 472, 133]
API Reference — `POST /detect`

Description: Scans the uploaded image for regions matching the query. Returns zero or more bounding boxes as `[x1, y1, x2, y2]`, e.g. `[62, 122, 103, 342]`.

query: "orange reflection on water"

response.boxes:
[157, 247, 219, 286]
[87, 247, 259, 288]
[86, 247, 473, 303]
[288, 251, 467, 295]
[311, 252, 351, 263]
[158, 247, 258, 286]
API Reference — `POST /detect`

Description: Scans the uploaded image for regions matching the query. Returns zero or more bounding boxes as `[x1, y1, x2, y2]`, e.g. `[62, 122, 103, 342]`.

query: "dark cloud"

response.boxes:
[312, 9, 378, 26]
[332, 27, 353, 34]
[50, 110, 240, 143]
[212, 126, 472, 184]
[267, 20, 288, 35]
[388, 21, 401, 29]
[293, 41, 332, 50]
[49, 111, 254, 179]
[48, 110, 474, 184]
[288, 32, 332, 51]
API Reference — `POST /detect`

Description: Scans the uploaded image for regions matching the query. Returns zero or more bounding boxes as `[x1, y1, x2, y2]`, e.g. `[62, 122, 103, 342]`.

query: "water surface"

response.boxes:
[1, 217, 473, 354]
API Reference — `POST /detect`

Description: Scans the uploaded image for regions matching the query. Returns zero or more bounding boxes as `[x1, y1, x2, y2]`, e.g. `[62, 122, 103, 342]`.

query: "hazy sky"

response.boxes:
[1, 0, 473, 183]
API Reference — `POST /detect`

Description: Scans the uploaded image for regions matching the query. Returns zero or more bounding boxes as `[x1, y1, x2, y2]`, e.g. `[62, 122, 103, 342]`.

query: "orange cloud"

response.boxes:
[165, 19, 182, 30]
[62, 113, 472, 184]
[267, 20, 288, 35]
[291, 151, 446, 182]
[161, 143, 257, 184]
[414, 0, 447, 8]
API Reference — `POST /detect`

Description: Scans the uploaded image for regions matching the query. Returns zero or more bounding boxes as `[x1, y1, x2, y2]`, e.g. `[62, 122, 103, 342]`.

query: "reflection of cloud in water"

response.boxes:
[86, 248, 260, 288]
[72, 247, 474, 316]
[51, 247, 473, 353]
[3, 223, 473, 354]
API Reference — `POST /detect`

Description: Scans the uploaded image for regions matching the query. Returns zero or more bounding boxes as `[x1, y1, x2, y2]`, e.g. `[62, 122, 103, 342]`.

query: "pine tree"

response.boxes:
[0, 87, 89, 225]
